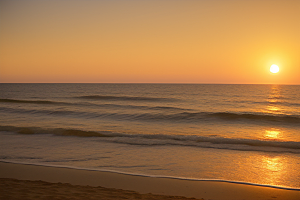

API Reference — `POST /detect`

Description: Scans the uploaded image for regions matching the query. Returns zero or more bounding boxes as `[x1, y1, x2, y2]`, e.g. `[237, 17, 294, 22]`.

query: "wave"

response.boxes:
[77, 95, 176, 102]
[3, 97, 300, 108]
[1, 106, 300, 125]
[207, 112, 300, 123]
[94, 104, 192, 111]
[1, 125, 300, 154]
[0, 98, 190, 111]
[0, 125, 113, 137]
[251, 100, 300, 107]
[0, 98, 67, 105]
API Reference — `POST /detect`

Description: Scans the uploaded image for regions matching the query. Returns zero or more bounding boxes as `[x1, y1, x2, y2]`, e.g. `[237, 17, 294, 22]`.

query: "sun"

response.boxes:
[270, 64, 279, 73]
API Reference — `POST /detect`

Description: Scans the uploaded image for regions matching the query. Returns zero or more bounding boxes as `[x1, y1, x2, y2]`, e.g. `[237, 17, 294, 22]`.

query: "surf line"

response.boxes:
[1, 160, 299, 191]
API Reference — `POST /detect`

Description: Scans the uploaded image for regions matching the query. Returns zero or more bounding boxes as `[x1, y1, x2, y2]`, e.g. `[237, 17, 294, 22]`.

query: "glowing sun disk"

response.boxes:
[270, 65, 279, 73]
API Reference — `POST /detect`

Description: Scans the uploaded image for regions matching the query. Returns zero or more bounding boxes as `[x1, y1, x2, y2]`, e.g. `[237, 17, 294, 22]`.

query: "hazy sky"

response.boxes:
[1, 0, 299, 84]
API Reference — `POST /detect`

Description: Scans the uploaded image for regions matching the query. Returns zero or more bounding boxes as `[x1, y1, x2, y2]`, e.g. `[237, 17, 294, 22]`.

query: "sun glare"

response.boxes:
[270, 64, 279, 73]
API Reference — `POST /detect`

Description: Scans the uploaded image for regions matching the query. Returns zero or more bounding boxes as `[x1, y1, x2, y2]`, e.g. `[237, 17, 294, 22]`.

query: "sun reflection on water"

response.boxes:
[268, 85, 281, 100]
[265, 85, 284, 114]
[259, 156, 285, 186]
[266, 105, 280, 112]
[244, 154, 289, 187]
[264, 129, 281, 140]
[263, 156, 282, 172]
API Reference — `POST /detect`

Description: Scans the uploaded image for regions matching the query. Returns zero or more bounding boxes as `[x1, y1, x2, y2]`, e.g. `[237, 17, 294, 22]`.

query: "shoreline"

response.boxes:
[1, 161, 299, 200]
[1, 160, 299, 191]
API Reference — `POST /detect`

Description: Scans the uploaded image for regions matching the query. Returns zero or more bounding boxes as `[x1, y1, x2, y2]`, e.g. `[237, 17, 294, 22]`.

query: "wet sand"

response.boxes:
[0, 178, 201, 200]
[0, 162, 299, 200]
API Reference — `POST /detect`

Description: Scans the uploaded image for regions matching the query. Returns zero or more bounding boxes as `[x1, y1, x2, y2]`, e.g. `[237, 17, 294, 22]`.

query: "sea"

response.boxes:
[0, 84, 299, 190]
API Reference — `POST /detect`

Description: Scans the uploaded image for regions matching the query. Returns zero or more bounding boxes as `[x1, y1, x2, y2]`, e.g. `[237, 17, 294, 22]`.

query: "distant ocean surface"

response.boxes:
[0, 84, 300, 189]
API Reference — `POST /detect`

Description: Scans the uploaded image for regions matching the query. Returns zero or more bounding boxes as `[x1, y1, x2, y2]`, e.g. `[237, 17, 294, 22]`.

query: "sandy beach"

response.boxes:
[0, 178, 200, 200]
[0, 162, 299, 200]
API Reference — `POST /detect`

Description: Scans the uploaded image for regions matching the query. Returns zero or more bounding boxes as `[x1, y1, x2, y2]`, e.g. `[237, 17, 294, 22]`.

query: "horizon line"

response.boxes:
[1, 83, 299, 86]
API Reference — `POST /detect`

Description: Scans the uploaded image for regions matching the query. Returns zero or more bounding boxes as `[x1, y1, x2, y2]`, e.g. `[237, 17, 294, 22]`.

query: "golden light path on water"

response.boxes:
[266, 85, 282, 114]
[257, 86, 298, 187]
[254, 85, 290, 187]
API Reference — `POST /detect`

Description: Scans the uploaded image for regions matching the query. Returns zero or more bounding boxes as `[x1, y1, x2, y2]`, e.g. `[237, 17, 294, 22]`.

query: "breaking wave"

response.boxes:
[1, 125, 300, 154]
[1, 106, 300, 125]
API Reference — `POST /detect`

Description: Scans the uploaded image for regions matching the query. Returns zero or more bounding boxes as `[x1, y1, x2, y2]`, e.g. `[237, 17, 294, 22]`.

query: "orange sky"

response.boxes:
[0, 0, 299, 84]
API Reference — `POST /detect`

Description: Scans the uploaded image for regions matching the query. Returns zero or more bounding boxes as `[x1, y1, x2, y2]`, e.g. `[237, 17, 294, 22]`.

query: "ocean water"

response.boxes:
[0, 84, 300, 189]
